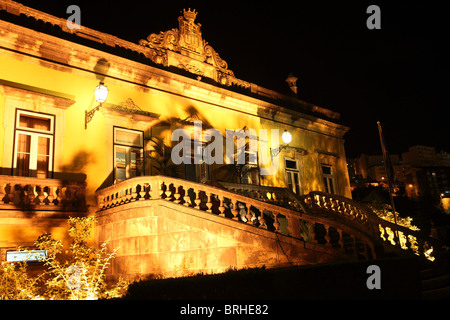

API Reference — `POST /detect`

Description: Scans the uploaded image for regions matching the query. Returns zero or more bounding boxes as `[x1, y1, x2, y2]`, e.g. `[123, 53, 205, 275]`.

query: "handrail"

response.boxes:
[219, 182, 307, 212]
[220, 185, 440, 261]
[96, 176, 379, 260]
[0, 175, 86, 211]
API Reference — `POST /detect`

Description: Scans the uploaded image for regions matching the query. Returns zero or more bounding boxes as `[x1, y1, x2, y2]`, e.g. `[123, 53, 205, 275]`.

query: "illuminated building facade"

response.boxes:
[3, 1, 413, 280]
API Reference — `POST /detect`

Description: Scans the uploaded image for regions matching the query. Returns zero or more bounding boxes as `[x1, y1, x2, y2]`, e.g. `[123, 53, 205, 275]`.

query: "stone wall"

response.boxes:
[96, 199, 345, 281]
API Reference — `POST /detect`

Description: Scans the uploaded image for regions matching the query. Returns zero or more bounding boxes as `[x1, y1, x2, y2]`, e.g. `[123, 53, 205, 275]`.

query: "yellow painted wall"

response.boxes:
[0, 18, 351, 250]
[0, 52, 351, 194]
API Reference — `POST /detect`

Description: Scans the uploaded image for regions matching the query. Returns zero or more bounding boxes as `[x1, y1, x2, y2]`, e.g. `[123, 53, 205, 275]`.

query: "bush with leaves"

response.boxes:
[0, 216, 128, 300]
[0, 260, 43, 300]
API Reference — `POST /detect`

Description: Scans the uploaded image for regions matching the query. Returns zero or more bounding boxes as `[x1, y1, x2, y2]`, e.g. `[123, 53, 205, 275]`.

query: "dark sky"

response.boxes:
[16, 0, 448, 158]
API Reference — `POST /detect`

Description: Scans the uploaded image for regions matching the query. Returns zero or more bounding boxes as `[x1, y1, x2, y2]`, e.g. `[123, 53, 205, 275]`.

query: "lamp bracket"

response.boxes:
[270, 145, 289, 159]
[85, 104, 101, 129]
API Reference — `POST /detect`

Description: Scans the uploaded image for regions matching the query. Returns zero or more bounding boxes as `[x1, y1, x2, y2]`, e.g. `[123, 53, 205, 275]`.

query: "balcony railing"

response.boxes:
[96, 176, 379, 260]
[219, 183, 440, 261]
[0, 175, 86, 211]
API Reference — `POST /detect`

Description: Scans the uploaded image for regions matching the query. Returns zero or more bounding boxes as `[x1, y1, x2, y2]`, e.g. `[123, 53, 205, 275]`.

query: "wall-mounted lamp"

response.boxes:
[85, 81, 109, 129]
[270, 130, 291, 159]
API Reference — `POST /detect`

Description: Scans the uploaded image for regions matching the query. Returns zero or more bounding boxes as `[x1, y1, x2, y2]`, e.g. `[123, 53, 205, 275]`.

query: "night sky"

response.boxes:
[15, 0, 448, 158]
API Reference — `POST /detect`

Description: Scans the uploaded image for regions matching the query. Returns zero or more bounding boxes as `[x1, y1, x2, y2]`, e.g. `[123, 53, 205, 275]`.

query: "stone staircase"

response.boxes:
[220, 181, 442, 262]
[95, 176, 447, 281]
[421, 266, 450, 299]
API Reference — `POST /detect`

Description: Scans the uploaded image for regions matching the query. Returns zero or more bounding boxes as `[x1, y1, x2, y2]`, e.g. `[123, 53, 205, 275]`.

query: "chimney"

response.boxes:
[285, 73, 298, 96]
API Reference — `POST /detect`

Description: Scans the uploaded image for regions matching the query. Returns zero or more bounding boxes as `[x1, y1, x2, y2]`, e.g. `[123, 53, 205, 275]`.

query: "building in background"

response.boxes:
[350, 146, 450, 206]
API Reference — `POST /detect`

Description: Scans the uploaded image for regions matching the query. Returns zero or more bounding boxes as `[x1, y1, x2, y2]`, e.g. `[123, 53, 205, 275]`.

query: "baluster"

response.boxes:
[205, 192, 213, 213]
[338, 229, 346, 253]
[347, 203, 353, 216]
[47, 186, 55, 205]
[314, 194, 320, 207]
[12, 185, 19, 205]
[173, 185, 181, 204]
[259, 210, 267, 229]
[328, 198, 334, 211]
[407, 234, 418, 255]
[26, 185, 36, 204]
[5, 183, 15, 204]
[417, 238, 425, 258]
[362, 242, 369, 259]
[273, 212, 280, 232]
[322, 196, 329, 210]
[351, 235, 358, 257]
[121, 189, 128, 204]
[105, 194, 112, 208]
[160, 183, 166, 199]
[37, 185, 45, 205]
[245, 205, 253, 224]
[22, 185, 28, 204]
[335, 200, 341, 212]
[130, 185, 138, 201]
[218, 195, 225, 217]
[55, 186, 62, 205]
[113, 191, 120, 206]
[124, 187, 132, 203]
[111, 192, 118, 207]
[309, 222, 316, 243]
[113, 190, 119, 206]
[128, 186, 135, 202]
[231, 200, 239, 221]
[324, 225, 332, 247]
[0, 183, 5, 204]
[183, 188, 191, 206]
[141, 184, 148, 200]
[194, 191, 201, 209]
[111, 191, 117, 206]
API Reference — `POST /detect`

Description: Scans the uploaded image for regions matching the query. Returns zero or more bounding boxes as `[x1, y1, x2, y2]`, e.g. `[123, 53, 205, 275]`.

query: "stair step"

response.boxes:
[422, 286, 450, 299]
[420, 268, 435, 280]
[421, 274, 450, 291]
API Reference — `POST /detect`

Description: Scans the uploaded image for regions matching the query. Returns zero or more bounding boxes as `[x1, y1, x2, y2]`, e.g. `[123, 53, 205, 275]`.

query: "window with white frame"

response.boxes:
[114, 127, 144, 183]
[285, 158, 301, 194]
[321, 164, 335, 194]
[242, 140, 259, 185]
[13, 110, 55, 178]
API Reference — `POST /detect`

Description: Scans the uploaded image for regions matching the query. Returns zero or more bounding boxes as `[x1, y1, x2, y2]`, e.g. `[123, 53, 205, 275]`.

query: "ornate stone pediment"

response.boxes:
[139, 9, 249, 88]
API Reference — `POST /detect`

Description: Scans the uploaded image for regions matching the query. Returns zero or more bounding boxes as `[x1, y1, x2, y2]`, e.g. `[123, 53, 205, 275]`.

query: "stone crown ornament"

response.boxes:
[182, 8, 198, 22]
[138, 9, 249, 88]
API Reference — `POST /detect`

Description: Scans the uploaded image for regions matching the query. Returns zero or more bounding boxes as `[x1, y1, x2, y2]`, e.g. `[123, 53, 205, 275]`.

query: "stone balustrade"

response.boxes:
[220, 182, 306, 212]
[96, 176, 378, 260]
[298, 191, 439, 261]
[299, 192, 372, 228]
[0, 175, 86, 211]
[220, 186, 438, 260]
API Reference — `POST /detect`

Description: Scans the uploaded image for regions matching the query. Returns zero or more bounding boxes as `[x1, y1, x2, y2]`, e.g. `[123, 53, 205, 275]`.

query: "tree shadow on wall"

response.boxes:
[93, 58, 110, 82]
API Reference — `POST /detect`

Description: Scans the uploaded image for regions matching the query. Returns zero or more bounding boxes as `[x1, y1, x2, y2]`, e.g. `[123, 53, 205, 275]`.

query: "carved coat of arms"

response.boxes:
[138, 9, 250, 88]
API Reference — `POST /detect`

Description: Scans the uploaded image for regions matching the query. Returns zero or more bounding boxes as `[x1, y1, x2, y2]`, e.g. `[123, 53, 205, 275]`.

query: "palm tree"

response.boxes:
[213, 128, 260, 184]
[148, 137, 181, 177]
